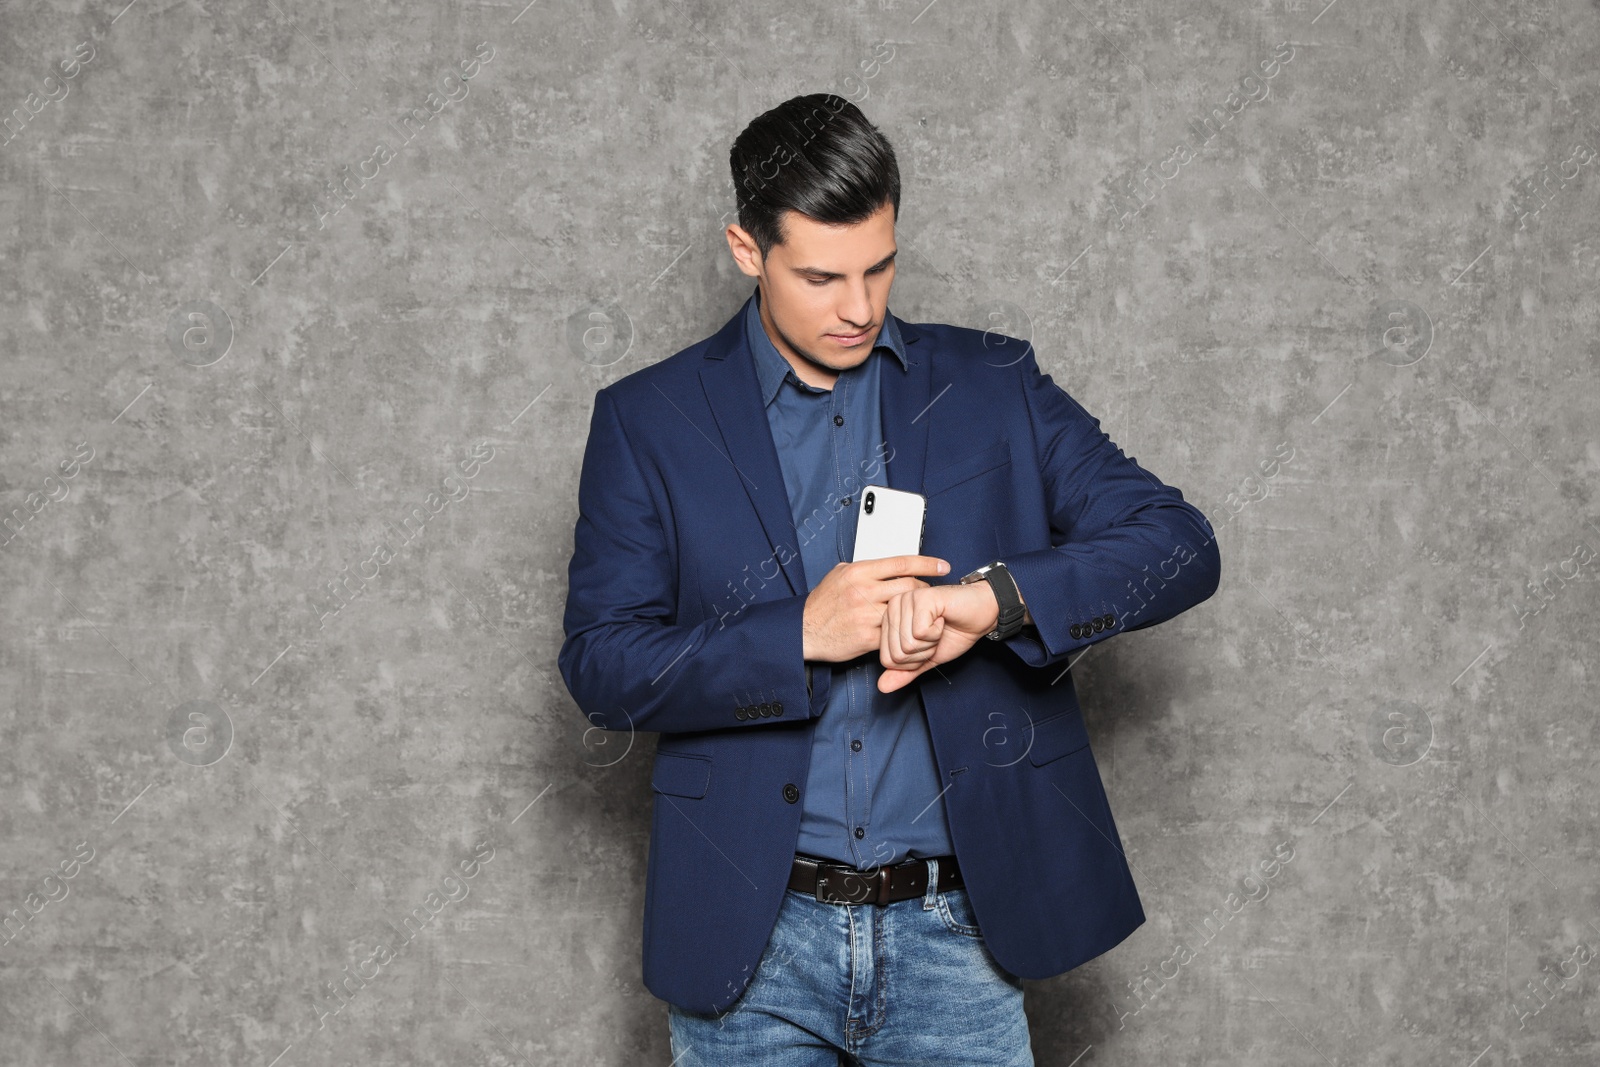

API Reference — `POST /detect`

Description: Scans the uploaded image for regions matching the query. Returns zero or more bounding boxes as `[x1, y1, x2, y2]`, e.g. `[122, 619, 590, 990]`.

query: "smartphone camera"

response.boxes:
[863, 491, 875, 515]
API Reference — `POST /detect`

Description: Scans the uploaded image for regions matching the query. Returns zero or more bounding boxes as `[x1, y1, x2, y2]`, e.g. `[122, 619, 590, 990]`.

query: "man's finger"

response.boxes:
[882, 625, 935, 673]
[912, 598, 944, 648]
[860, 554, 950, 579]
[884, 594, 934, 669]
[881, 591, 904, 664]
[878, 659, 935, 693]
[900, 593, 935, 657]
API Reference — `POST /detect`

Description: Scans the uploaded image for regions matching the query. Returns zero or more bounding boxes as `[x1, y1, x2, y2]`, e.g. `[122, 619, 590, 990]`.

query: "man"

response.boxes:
[559, 94, 1221, 1065]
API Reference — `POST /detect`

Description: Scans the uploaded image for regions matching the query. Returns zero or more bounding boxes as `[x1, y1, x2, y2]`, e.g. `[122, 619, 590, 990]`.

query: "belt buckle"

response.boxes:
[813, 862, 893, 906]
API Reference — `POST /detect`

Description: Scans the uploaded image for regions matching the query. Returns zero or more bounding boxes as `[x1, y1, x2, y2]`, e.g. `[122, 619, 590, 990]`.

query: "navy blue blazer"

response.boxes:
[559, 295, 1222, 1014]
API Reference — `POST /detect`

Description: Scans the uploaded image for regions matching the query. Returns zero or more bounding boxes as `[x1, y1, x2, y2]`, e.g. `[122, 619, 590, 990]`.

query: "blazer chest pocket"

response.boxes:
[923, 440, 1011, 497]
[651, 752, 712, 798]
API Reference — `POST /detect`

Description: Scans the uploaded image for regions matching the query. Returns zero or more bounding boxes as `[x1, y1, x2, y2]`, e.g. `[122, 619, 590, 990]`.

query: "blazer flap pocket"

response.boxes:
[651, 752, 712, 798]
[1026, 709, 1091, 766]
[923, 440, 1011, 496]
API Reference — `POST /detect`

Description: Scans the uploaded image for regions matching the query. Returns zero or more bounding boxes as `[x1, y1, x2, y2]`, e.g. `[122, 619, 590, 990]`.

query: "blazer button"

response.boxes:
[783, 783, 799, 804]
[1070, 623, 1083, 639]
[1103, 612, 1116, 627]
[759, 702, 772, 717]
[773, 701, 784, 716]
[1092, 617, 1104, 632]
[735, 706, 747, 720]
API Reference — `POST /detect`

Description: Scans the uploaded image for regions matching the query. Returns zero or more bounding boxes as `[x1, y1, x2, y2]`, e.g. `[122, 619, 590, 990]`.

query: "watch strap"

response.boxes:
[965, 561, 1026, 640]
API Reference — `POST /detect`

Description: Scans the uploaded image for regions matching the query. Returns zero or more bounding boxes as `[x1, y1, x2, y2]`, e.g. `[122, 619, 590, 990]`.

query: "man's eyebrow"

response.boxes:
[790, 250, 897, 279]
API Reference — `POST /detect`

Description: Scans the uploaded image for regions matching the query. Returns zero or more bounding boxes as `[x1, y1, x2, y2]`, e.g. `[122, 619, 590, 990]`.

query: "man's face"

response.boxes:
[728, 200, 897, 385]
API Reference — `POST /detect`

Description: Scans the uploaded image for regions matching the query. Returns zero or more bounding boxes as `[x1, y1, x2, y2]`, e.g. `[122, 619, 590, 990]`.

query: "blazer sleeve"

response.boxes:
[998, 344, 1222, 669]
[558, 386, 830, 734]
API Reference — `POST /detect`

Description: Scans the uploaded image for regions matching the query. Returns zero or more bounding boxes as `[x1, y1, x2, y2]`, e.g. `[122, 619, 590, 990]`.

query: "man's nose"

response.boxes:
[837, 282, 873, 329]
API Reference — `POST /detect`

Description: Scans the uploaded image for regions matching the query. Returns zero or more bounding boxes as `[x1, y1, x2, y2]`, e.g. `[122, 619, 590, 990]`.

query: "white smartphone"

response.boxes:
[851, 485, 927, 562]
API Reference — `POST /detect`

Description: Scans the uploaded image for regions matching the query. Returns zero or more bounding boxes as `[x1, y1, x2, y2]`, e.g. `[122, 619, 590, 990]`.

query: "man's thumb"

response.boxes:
[878, 668, 912, 693]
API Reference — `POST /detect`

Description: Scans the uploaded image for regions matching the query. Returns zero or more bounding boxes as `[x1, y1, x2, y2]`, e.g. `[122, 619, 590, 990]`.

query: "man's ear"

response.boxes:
[726, 224, 764, 279]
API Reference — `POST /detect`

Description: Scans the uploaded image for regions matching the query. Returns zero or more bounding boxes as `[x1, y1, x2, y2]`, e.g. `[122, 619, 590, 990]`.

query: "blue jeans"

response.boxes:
[667, 857, 1033, 1066]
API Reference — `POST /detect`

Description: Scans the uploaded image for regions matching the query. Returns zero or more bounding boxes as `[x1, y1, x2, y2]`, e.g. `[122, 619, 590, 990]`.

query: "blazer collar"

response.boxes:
[699, 290, 931, 597]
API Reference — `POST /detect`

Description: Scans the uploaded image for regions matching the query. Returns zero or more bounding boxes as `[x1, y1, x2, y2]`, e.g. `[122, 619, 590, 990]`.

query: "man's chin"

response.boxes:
[802, 347, 873, 373]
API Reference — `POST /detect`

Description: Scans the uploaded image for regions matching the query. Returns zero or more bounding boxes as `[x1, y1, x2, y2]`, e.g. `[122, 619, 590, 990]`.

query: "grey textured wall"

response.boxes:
[3, 0, 1597, 1063]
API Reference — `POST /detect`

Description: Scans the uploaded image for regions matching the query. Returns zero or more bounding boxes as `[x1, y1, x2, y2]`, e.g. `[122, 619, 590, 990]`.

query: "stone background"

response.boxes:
[2, 0, 1597, 1063]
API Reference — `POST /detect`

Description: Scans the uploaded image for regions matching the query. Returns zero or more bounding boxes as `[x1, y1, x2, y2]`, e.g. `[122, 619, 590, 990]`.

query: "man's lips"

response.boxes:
[828, 328, 873, 345]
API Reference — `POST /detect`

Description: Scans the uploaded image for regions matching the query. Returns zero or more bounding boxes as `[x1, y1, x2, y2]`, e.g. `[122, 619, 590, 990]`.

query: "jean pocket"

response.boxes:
[935, 887, 984, 938]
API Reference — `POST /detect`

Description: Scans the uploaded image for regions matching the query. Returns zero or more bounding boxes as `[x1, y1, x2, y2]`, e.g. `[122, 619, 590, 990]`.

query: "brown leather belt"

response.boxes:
[789, 852, 963, 906]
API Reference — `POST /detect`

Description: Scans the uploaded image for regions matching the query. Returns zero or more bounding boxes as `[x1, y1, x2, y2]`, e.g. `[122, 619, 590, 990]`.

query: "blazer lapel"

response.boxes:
[699, 298, 934, 599]
[699, 300, 810, 597]
[879, 317, 932, 502]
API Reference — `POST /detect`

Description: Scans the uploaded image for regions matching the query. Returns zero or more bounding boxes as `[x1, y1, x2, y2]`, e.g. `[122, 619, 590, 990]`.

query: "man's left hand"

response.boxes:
[877, 581, 1000, 693]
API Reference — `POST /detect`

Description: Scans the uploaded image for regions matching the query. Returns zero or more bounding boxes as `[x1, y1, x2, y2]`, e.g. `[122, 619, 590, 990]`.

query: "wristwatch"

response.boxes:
[959, 560, 1028, 641]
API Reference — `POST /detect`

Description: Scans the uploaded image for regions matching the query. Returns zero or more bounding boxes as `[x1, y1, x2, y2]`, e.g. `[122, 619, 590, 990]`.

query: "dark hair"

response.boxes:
[729, 93, 901, 261]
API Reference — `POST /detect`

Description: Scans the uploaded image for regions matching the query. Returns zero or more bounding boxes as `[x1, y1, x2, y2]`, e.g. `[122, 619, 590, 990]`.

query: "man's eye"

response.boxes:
[805, 266, 886, 286]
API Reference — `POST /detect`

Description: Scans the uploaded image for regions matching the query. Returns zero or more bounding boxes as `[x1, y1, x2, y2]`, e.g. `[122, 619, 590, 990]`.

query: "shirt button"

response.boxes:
[840, 496, 851, 507]
[854, 827, 865, 839]
[851, 739, 862, 751]
[833, 414, 845, 426]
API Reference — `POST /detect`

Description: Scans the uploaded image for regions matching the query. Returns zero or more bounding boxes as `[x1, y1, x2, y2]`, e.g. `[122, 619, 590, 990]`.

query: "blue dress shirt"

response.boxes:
[743, 287, 957, 871]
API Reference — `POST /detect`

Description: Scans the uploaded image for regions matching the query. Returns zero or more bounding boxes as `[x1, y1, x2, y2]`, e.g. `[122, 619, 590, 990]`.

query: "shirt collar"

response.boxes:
[745, 287, 909, 408]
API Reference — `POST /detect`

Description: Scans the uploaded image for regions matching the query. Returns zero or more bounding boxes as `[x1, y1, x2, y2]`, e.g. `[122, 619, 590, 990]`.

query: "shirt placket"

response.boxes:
[831, 372, 873, 869]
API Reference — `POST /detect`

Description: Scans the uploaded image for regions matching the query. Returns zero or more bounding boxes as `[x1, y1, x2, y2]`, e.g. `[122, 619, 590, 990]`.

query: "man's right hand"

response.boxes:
[802, 555, 951, 663]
